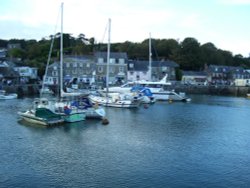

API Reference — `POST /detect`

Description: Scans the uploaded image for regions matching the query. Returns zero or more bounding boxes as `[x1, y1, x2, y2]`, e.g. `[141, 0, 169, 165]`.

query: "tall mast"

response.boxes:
[149, 32, 152, 81]
[60, 2, 64, 97]
[106, 18, 111, 96]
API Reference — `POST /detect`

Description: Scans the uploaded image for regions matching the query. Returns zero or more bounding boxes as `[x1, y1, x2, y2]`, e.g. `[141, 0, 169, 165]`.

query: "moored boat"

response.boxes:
[89, 91, 141, 108]
[0, 90, 18, 100]
[18, 108, 64, 126]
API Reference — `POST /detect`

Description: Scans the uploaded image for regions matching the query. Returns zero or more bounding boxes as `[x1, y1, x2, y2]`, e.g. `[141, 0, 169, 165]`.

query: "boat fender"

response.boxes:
[102, 117, 109, 125]
[64, 106, 72, 115]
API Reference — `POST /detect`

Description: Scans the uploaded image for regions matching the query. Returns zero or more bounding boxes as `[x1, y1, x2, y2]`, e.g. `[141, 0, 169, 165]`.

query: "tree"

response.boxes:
[7, 48, 25, 59]
[179, 37, 202, 70]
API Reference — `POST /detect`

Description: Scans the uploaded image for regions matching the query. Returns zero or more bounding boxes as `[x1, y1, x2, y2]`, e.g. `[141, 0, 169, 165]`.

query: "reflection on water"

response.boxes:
[1, 95, 250, 187]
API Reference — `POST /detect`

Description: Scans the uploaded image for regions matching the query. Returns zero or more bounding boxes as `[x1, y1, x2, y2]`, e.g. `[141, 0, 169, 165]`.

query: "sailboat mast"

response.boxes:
[149, 32, 152, 81]
[60, 2, 64, 98]
[106, 18, 111, 96]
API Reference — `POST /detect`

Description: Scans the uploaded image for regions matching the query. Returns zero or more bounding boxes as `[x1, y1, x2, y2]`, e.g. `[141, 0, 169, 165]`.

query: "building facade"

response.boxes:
[94, 52, 128, 85]
[206, 65, 250, 85]
[127, 60, 179, 82]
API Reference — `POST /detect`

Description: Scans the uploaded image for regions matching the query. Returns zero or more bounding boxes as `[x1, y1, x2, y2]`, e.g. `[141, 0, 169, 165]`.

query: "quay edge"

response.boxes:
[1, 84, 250, 97]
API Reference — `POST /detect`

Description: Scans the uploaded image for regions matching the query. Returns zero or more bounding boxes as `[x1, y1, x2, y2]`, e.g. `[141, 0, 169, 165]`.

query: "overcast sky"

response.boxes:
[1, 0, 250, 57]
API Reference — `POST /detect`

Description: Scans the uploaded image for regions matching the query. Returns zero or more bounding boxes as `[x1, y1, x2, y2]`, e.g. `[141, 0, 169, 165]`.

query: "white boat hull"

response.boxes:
[0, 93, 18, 100]
[18, 110, 64, 126]
[89, 95, 140, 108]
[86, 108, 106, 119]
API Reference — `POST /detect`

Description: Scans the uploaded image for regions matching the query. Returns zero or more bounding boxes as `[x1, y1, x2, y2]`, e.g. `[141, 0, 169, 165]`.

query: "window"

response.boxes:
[162, 66, 167, 71]
[129, 63, 134, 68]
[110, 66, 114, 73]
[110, 58, 115, 64]
[119, 66, 124, 72]
[86, 63, 90, 68]
[119, 58, 125, 64]
[98, 66, 103, 73]
[98, 58, 104, 63]
[66, 63, 70, 68]
[65, 70, 70, 75]
[73, 62, 77, 68]
[52, 71, 58, 76]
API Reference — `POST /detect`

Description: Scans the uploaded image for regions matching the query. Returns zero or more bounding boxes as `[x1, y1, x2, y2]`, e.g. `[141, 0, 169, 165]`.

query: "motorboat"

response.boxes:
[18, 107, 64, 126]
[108, 76, 191, 102]
[0, 90, 18, 100]
[89, 91, 141, 108]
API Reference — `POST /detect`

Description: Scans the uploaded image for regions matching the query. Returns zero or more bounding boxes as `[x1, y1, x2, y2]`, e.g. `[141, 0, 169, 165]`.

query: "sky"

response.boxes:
[0, 0, 250, 57]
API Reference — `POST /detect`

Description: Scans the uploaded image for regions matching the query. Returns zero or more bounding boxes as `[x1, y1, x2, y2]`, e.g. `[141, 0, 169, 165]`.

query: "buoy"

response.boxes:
[102, 117, 109, 125]
[168, 99, 173, 103]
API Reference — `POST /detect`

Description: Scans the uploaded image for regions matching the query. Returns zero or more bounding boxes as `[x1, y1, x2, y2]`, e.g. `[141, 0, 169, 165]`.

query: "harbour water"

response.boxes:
[1, 95, 250, 187]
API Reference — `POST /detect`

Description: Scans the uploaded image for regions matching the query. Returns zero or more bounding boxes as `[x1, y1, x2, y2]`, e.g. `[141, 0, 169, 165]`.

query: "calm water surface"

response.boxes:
[0, 95, 250, 188]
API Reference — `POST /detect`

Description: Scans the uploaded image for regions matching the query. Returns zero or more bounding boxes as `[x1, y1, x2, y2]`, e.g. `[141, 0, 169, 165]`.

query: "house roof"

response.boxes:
[94, 52, 128, 59]
[128, 60, 179, 71]
[0, 67, 19, 77]
[182, 71, 207, 76]
[208, 65, 244, 73]
[128, 60, 148, 71]
[64, 55, 94, 61]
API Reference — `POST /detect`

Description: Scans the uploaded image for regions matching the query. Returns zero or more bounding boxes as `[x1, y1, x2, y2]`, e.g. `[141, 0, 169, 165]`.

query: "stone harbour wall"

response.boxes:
[2, 84, 250, 98]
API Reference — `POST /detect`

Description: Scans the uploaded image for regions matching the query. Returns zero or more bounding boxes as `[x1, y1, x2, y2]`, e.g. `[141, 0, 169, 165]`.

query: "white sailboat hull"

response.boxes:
[0, 93, 18, 100]
[89, 95, 140, 108]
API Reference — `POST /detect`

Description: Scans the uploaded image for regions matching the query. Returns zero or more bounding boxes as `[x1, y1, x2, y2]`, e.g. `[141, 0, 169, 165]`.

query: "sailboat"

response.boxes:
[55, 3, 105, 120]
[88, 19, 141, 108]
[18, 3, 86, 124]
[49, 2, 87, 123]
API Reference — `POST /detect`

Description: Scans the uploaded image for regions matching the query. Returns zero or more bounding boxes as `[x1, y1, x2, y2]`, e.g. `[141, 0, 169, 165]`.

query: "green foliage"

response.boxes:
[175, 68, 183, 81]
[7, 48, 25, 59]
[0, 39, 8, 47]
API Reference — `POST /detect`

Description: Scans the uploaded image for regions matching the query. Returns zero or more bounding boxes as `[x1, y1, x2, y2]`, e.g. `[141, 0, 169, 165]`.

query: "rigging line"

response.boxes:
[40, 5, 61, 98]
[152, 39, 159, 61]
[100, 20, 109, 43]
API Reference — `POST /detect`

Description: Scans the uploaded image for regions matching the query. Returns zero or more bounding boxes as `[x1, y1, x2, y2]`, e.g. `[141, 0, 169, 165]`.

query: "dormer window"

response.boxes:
[98, 58, 104, 63]
[119, 58, 125, 64]
[110, 58, 115, 64]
